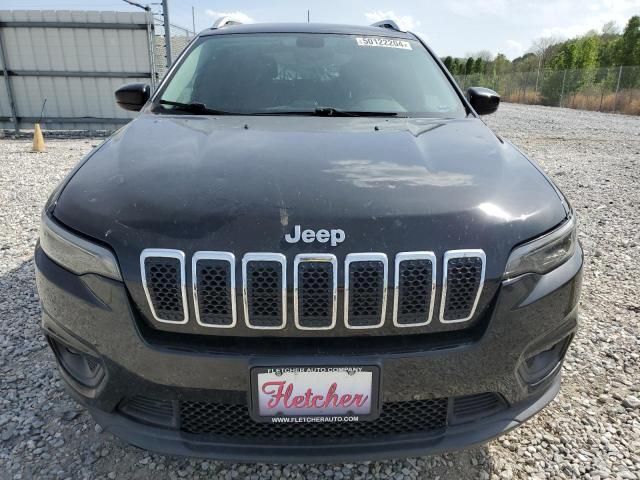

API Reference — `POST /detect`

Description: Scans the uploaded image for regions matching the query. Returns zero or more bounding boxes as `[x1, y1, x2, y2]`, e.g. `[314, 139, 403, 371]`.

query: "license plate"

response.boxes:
[250, 366, 380, 423]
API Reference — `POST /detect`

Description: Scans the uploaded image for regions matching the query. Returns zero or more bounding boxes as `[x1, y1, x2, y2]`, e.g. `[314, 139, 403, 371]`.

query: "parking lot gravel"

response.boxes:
[1, 103, 639, 479]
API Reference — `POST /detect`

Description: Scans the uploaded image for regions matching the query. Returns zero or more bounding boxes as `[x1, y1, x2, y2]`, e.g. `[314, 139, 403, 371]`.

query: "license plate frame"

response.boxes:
[249, 365, 381, 423]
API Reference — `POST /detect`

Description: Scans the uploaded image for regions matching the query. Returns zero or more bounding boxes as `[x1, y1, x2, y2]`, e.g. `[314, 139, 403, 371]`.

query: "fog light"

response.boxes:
[47, 336, 105, 388]
[519, 335, 572, 387]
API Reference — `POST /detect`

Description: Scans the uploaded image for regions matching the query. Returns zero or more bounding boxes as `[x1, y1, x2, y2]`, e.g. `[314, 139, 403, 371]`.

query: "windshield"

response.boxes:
[156, 33, 466, 117]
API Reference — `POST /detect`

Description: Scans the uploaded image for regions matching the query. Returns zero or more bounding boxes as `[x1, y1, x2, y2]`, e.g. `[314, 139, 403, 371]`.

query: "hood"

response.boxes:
[53, 113, 567, 284]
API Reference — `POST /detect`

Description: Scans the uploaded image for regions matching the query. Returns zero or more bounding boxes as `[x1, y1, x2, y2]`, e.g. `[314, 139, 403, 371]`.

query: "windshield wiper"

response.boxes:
[312, 107, 357, 116]
[314, 107, 402, 117]
[256, 107, 402, 117]
[157, 101, 403, 117]
[157, 99, 237, 115]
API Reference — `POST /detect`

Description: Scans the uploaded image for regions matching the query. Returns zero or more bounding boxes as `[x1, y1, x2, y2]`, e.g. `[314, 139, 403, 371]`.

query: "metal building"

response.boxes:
[0, 10, 193, 133]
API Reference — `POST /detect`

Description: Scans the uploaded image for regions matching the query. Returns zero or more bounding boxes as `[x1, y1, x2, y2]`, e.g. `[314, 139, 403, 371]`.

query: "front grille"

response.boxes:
[180, 398, 447, 440]
[139, 249, 487, 331]
[140, 249, 187, 323]
[345, 254, 388, 329]
[441, 250, 486, 323]
[394, 253, 436, 327]
[294, 254, 337, 330]
[193, 252, 236, 328]
[243, 254, 286, 329]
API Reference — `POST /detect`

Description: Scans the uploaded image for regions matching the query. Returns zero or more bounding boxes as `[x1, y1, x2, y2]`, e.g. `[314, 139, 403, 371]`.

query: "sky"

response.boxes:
[2, 0, 639, 59]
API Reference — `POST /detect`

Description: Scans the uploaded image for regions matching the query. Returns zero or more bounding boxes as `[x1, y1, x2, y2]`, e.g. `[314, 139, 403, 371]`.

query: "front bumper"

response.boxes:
[35, 245, 582, 462]
[85, 376, 561, 463]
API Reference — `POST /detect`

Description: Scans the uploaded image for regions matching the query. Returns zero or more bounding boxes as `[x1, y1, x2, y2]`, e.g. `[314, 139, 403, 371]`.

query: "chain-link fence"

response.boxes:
[454, 66, 640, 115]
[152, 18, 195, 87]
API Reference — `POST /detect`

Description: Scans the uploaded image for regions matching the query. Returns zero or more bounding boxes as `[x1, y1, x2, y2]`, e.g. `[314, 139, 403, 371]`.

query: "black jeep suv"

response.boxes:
[35, 20, 582, 462]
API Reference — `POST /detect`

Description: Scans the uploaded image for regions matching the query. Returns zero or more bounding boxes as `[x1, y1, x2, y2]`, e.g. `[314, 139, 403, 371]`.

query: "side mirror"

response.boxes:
[467, 87, 500, 115]
[115, 83, 150, 111]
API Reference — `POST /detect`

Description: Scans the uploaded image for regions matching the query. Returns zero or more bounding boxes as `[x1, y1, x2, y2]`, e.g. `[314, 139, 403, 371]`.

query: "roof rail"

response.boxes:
[370, 20, 404, 32]
[212, 16, 243, 29]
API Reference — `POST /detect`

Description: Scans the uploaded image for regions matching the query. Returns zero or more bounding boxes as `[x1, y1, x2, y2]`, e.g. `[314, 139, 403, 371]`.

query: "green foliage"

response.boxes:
[548, 35, 600, 70]
[443, 56, 453, 71]
[445, 15, 640, 108]
[492, 53, 511, 74]
[473, 57, 484, 74]
[465, 57, 474, 74]
[616, 16, 640, 67]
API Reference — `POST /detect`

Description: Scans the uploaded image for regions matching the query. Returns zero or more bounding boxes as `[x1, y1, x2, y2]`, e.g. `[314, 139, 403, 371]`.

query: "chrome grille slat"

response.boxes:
[242, 253, 287, 330]
[344, 253, 388, 329]
[294, 254, 338, 330]
[139, 249, 487, 330]
[140, 249, 188, 324]
[393, 252, 436, 327]
[440, 249, 486, 323]
[192, 251, 236, 328]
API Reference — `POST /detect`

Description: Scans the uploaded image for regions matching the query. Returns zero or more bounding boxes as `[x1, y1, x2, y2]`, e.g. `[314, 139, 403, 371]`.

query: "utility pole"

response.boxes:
[559, 69, 567, 107]
[192, 6, 196, 35]
[162, 0, 172, 68]
[613, 65, 623, 113]
[307, 10, 310, 23]
[534, 54, 542, 94]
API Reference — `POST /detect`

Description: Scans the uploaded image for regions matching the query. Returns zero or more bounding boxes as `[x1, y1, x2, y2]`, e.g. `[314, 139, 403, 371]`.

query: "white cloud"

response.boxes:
[445, 0, 509, 18]
[530, 0, 639, 38]
[364, 10, 421, 31]
[204, 10, 254, 24]
[505, 39, 523, 58]
[443, 0, 639, 40]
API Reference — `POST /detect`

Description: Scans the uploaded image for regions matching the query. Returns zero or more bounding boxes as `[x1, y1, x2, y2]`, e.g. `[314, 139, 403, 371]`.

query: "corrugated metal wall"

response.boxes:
[0, 10, 154, 131]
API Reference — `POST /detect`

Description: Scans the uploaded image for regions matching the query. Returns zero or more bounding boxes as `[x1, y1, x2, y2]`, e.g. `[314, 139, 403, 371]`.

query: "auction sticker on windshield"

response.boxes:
[356, 37, 412, 50]
[250, 366, 380, 423]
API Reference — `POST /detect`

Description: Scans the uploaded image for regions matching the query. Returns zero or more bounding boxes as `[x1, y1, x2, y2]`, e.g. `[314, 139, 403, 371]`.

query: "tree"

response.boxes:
[616, 15, 640, 66]
[475, 50, 492, 62]
[601, 20, 619, 37]
[550, 35, 600, 70]
[530, 36, 562, 68]
[512, 52, 538, 72]
[443, 56, 453, 71]
[492, 53, 511, 75]
[465, 57, 474, 74]
[451, 58, 462, 75]
[473, 57, 484, 74]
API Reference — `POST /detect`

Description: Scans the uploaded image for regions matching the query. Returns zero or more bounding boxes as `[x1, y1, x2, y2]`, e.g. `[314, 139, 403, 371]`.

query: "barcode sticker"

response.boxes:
[356, 37, 412, 50]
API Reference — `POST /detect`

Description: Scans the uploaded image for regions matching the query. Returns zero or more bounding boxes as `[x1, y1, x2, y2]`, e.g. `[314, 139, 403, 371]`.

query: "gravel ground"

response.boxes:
[1, 103, 639, 479]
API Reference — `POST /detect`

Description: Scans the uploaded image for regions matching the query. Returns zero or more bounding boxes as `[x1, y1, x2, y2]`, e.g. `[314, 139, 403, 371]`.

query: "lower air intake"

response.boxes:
[119, 395, 176, 428]
[179, 398, 448, 440]
[451, 392, 506, 424]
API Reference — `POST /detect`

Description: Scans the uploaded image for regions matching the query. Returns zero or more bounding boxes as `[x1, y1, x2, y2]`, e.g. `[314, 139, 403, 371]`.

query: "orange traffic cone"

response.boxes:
[32, 123, 45, 152]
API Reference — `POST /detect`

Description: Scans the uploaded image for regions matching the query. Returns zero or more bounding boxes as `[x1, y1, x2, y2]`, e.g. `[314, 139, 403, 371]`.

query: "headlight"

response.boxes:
[39, 213, 122, 281]
[504, 215, 577, 279]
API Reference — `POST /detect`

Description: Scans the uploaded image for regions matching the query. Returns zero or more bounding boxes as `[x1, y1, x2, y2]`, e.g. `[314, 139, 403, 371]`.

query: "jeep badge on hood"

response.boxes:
[285, 225, 346, 247]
